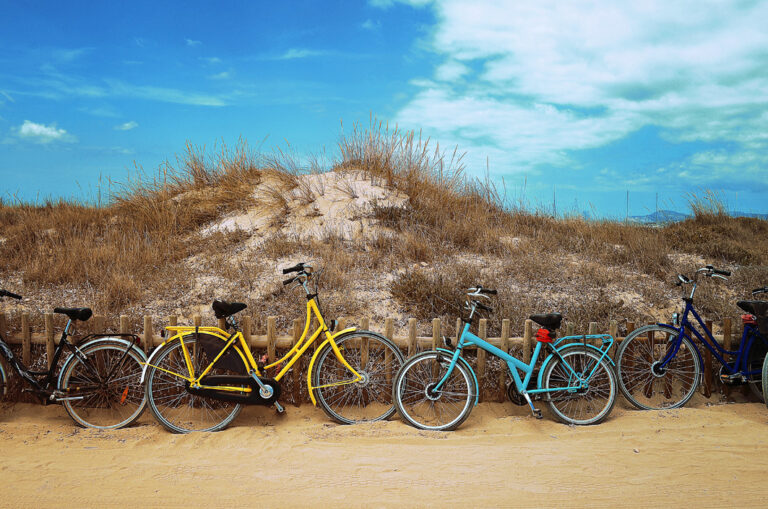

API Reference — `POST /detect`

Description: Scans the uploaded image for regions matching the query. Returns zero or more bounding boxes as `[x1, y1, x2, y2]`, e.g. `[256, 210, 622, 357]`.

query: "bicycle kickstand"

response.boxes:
[523, 393, 543, 419]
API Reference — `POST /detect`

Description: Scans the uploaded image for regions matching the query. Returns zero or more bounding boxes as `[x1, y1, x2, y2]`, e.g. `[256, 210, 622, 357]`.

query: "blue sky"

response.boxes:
[1, 1, 767, 217]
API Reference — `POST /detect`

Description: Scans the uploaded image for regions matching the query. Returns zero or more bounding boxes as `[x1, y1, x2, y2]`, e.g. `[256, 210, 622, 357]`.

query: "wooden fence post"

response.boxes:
[21, 312, 30, 366]
[523, 319, 533, 364]
[477, 318, 488, 402]
[119, 315, 129, 335]
[455, 318, 462, 343]
[566, 322, 575, 337]
[45, 313, 55, 369]
[267, 316, 276, 364]
[291, 317, 302, 406]
[143, 316, 153, 354]
[408, 318, 417, 356]
[361, 317, 370, 369]
[93, 315, 105, 336]
[193, 315, 201, 327]
[702, 320, 713, 397]
[608, 320, 618, 356]
[722, 318, 733, 398]
[384, 318, 394, 384]
[168, 315, 177, 340]
[218, 317, 226, 330]
[498, 319, 510, 402]
[0, 312, 6, 340]
[431, 318, 440, 350]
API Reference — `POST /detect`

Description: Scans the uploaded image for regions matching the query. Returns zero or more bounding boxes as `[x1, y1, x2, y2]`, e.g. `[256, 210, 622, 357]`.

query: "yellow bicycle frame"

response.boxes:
[142, 297, 362, 406]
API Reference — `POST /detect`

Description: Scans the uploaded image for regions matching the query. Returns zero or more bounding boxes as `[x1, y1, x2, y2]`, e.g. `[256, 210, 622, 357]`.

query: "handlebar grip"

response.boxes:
[713, 268, 731, 277]
[476, 302, 493, 312]
[0, 290, 22, 300]
[753, 287, 768, 295]
[282, 263, 303, 274]
[282, 277, 296, 286]
[480, 289, 497, 295]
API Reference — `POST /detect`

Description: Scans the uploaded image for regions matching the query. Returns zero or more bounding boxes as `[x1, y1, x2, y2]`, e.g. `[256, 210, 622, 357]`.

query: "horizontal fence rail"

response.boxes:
[0, 311, 737, 404]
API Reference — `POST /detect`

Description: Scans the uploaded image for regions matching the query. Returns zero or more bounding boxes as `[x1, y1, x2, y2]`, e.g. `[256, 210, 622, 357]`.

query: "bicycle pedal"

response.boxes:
[532, 409, 543, 420]
[274, 401, 285, 414]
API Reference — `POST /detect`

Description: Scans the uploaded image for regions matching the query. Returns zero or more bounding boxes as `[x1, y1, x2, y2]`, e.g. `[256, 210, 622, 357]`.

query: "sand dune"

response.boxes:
[2, 397, 768, 508]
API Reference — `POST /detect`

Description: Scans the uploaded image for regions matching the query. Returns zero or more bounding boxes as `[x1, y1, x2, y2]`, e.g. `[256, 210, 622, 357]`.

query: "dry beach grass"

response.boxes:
[1, 120, 767, 340]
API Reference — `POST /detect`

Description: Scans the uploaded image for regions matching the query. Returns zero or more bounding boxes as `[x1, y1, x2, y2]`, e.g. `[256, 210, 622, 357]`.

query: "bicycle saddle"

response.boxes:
[212, 300, 247, 319]
[737, 300, 768, 335]
[530, 313, 562, 330]
[53, 307, 93, 322]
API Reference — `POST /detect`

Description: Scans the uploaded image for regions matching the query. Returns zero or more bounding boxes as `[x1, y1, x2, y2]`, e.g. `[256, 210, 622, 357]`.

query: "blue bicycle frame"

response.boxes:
[659, 299, 767, 377]
[434, 321, 614, 413]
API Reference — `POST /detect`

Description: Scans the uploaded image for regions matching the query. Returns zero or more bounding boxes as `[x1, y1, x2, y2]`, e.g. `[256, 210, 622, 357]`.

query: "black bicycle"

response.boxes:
[0, 289, 148, 429]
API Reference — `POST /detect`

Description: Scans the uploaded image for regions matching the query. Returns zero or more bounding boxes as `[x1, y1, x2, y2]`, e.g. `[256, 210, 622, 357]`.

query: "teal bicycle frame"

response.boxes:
[434, 321, 615, 414]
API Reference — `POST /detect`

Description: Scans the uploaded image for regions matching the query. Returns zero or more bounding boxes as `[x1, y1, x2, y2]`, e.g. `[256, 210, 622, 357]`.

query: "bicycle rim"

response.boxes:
[146, 337, 243, 433]
[313, 332, 404, 424]
[543, 348, 616, 425]
[394, 351, 474, 431]
[60, 343, 147, 429]
[617, 326, 700, 410]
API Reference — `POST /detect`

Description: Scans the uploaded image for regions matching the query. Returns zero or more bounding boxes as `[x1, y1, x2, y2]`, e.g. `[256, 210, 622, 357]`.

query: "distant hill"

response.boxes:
[628, 210, 768, 224]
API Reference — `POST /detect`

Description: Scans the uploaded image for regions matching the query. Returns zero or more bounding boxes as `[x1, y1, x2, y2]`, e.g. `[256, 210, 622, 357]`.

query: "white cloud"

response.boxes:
[186, 38, 202, 47]
[201, 57, 222, 64]
[361, 19, 381, 31]
[114, 121, 138, 131]
[208, 71, 231, 80]
[391, 0, 768, 183]
[278, 48, 326, 60]
[15, 120, 76, 143]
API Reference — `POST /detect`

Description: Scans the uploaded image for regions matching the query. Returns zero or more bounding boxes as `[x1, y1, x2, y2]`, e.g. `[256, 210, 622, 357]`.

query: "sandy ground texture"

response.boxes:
[1, 398, 768, 508]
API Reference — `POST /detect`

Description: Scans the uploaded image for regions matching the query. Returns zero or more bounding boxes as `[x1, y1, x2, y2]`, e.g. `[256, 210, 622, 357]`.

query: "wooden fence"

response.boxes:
[0, 311, 741, 403]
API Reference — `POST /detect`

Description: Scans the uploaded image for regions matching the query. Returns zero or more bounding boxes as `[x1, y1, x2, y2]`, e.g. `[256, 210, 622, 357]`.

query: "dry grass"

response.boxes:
[0, 120, 766, 339]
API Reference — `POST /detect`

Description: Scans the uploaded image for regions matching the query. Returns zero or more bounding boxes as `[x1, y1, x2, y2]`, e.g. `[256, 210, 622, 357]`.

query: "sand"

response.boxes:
[1, 398, 768, 508]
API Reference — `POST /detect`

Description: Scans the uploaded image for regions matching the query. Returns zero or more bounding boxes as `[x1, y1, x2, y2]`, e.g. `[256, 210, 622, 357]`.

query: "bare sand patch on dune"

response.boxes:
[2, 399, 768, 508]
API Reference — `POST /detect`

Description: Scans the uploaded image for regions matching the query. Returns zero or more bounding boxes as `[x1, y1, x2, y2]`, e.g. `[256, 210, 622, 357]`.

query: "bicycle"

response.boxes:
[142, 262, 405, 433]
[615, 266, 768, 410]
[392, 287, 618, 431]
[0, 289, 148, 429]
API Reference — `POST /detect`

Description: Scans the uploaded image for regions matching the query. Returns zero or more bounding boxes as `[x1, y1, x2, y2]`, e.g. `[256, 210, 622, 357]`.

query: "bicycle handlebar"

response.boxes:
[0, 289, 22, 300]
[282, 263, 305, 274]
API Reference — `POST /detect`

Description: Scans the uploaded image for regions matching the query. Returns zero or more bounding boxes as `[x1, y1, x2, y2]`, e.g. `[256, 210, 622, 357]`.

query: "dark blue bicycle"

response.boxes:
[616, 266, 768, 410]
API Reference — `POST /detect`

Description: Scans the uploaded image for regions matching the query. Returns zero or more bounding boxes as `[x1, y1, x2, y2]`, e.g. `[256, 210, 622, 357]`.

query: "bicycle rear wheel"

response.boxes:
[312, 331, 404, 424]
[746, 332, 768, 402]
[145, 336, 244, 433]
[58, 340, 147, 429]
[0, 356, 8, 402]
[763, 351, 768, 409]
[616, 325, 701, 410]
[542, 345, 617, 425]
[393, 350, 475, 431]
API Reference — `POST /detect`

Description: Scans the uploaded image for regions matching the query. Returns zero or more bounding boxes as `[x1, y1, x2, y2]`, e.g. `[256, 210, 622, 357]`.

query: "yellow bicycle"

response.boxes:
[141, 262, 404, 433]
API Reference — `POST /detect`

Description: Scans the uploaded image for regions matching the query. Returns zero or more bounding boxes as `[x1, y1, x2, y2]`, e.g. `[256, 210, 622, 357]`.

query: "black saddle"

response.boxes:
[53, 307, 93, 322]
[737, 300, 768, 335]
[530, 313, 563, 330]
[212, 300, 247, 319]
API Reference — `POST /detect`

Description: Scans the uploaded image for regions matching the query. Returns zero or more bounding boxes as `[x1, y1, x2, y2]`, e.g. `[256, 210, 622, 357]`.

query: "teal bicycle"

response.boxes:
[393, 287, 618, 430]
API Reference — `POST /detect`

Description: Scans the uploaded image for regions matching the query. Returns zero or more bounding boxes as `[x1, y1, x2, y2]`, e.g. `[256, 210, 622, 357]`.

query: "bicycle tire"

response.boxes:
[393, 350, 476, 431]
[58, 339, 147, 429]
[763, 350, 768, 409]
[0, 356, 8, 402]
[616, 325, 701, 410]
[145, 335, 245, 433]
[745, 332, 768, 402]
[542, 345, 617, 425]
[312, 331, 404, 424]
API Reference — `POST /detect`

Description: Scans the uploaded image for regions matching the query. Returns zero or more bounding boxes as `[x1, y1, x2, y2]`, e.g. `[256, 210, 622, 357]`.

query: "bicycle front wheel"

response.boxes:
[542, 345, 617, 425]
[616, 325, 701, 410]
[312, 331, 404, 424]
[393, 350, 475, 431]
[59, 340, 147, 429]
[145, 336, 244, 433]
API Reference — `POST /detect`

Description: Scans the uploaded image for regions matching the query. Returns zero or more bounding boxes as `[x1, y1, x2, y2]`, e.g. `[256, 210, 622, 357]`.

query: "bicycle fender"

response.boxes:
[306, 327, 357, 406]
[139, 331, 250, 383]
[536, 343, 612, 389]
[59, 336, 148, 388]
[435, 348, 480, 406]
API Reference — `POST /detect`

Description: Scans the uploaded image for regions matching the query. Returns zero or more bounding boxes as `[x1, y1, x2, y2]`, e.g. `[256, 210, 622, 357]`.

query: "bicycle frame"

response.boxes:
[140, 296, 362, 406]
[435, 322, 613, 402]
[659, 299, 766, 377]
[0, 322, 140, 397]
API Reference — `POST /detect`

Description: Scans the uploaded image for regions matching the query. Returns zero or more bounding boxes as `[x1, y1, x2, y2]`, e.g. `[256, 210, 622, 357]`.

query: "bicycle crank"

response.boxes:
[186, 375, 282, 406]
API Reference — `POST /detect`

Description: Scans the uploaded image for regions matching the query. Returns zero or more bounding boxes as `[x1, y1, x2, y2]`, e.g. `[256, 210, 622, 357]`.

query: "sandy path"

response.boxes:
[1, 399, 767, 508]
